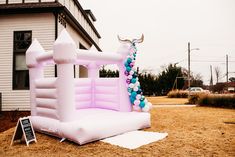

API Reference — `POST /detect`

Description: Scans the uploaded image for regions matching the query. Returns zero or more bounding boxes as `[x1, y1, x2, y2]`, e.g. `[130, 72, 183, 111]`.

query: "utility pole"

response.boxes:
[226, 54, 228, 83]
[187, 42, 199, 97]
[210, 65, 213, 86]
[188, 42, 190, 91]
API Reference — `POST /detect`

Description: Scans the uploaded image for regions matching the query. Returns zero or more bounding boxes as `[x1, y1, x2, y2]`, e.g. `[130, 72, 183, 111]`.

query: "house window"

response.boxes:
[13, 31, 32, 90]
[77, 44, 88, 78]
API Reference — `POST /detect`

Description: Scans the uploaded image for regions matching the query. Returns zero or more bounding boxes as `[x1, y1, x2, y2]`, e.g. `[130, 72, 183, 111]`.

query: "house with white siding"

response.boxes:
[0, 0, 101, 111]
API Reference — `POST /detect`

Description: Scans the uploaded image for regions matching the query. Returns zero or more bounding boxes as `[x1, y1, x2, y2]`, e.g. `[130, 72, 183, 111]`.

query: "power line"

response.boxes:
[191, 60, 235, 63]
[218, 74, 226, 80]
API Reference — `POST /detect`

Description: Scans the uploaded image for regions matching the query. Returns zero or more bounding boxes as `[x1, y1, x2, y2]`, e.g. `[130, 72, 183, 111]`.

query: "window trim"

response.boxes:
[74, 43, 87, 78]
[12, 30, 32, 90]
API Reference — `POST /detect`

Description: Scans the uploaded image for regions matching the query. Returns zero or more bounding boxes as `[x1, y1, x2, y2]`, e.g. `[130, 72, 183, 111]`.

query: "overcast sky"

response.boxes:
[80, 0, 235, 85]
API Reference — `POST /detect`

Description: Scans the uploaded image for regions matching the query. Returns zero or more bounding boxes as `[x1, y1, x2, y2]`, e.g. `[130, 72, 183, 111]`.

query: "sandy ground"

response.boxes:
[0, 106, 234, 157]
[147, 96, 188, 105]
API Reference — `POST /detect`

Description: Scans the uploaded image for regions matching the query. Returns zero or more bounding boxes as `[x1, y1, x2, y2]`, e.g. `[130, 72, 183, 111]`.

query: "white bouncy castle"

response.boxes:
[26, 29, 152, 145]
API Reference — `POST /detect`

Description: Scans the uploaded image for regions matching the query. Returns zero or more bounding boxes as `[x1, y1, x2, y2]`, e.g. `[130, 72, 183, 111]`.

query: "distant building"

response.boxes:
[0, 0, 101, 111]
[212, 82, 235, 93]
[225, 82, 235, 93]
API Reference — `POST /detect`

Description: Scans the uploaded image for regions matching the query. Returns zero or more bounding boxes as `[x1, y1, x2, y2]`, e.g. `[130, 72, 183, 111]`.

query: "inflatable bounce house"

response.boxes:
[26, 29, 152, 145]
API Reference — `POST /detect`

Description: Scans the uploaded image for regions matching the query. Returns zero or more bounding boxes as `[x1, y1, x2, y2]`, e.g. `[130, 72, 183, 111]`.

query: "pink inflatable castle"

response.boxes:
[26, 29, 152, 145]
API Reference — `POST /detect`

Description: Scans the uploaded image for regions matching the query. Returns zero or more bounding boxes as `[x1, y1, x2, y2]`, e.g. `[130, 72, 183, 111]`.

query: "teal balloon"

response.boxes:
[131, 78, 136, 83]
[131, 92, 137, 98]
[126, 67, 131, 72]
[139, 101, 145, 108]
[125, 62, 129, 67]
[137, 89, 142, 94]
[127, 58, 132, 63]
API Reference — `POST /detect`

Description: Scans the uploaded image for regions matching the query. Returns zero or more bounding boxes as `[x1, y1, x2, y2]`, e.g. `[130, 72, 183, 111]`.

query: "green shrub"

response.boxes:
[197, 94, 235, 108]
[167, 90, 188, 98]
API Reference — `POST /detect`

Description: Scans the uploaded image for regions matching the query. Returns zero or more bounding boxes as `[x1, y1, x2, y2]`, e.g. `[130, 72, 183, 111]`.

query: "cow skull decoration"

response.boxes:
[118, 34, 144, 45]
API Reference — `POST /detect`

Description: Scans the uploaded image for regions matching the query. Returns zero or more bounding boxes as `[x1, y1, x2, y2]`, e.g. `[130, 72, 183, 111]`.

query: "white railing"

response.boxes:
[57, 0, 100, 44]
[1, 0, 55, 4]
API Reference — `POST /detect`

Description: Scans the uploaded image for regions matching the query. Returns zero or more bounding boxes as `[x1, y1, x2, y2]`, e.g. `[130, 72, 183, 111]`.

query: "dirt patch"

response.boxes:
[0, 111, 30, 133]
[0, 107, 234, 157]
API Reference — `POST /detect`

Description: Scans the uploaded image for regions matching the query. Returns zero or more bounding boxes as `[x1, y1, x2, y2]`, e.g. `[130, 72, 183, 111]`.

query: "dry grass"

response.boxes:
[147, 96, 188, 105]
[1, 107, 235, 157]
[167, 90, 188, 98]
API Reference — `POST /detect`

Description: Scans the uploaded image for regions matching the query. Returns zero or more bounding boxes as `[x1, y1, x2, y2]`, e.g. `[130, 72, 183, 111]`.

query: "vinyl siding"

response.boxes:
[0, 13, 55, 111]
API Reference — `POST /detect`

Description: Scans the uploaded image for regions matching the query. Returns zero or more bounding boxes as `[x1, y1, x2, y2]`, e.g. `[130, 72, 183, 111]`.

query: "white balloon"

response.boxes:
[133, 105, 141, 111]
[129, 51, 134, 55]
[135, 81, 140, 87]
[133, 86, 138, 91]
[127, 75, 133, 79]
[136, 94, 141, 100]
[129, 83, 134, 88]
[130, 70, 134, 75]
[130, 48, 135, 54]
[148, 102, 153, 109]
[144, 99, 148, 104]
[134, 100, 140, 105]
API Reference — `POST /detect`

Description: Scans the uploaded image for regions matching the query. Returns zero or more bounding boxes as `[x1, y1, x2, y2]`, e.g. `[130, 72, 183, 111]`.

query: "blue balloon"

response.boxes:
[131, 78, 136, 83]
[139, 101, 145, 108]
[133, 54, 136, 57]
[131, 91, 137, 98]
[130, 97, 135, 104]
[128, 87, 132, 93]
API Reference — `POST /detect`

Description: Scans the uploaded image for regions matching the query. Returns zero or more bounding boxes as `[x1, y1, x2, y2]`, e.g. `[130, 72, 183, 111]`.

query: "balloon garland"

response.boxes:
[124, 43, 152, 112]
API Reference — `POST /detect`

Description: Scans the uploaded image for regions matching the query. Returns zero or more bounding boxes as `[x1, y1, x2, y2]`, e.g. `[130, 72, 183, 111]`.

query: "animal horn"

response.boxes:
[117, 35, 132, 44]
[132, 34, 144, 44]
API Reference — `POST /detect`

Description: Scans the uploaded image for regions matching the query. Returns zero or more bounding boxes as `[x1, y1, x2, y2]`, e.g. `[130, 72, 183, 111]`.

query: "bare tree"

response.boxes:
[214, 66, 221, 83]
[194, 73, 203, 80]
